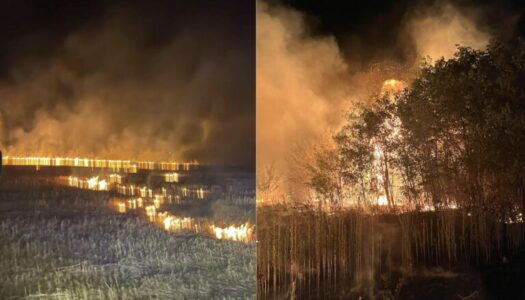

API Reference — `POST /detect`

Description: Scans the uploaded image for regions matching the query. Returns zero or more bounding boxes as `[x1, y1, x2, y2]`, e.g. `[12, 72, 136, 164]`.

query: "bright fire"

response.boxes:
[197, 188, 205, 199]
[9, 156, 254, 243]
[210, 223, 255, 242]
[118, 202, 126, 213]
[381, 79, 406, 94]
[109, 173, 123, 184]
[2, 156, 199, 172]
[117, 196, 254, 242]
[164, 173, 179, 183]
[68, 176, 109, 191]
[158, 212, 196, 232]
[145, 205, 157, 220]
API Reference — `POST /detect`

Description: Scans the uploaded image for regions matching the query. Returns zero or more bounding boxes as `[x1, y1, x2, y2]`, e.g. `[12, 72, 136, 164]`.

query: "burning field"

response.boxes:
[0, 1, 256, 299]
[0, 158, 256, 299]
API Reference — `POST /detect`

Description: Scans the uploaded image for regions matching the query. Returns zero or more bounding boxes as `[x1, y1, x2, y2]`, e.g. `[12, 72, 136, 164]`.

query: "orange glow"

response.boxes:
[2, 156, 199, 172]
[210, 223, 255, 242]
[381, 79, 406, 94]
[164, 173, 179, 183]
[197, 188, 205, 199]
[68, 176, 109, 191]
[112, 197, 254, 242]
[153, 195, 163, 209]
[158, 212, 196, 232]
[377, 195, 388, 206]
[118, 202, 126, 213]
[127, 199, 137, 210]
[145, 205, 157, 221]
[109, 173, 123, 184]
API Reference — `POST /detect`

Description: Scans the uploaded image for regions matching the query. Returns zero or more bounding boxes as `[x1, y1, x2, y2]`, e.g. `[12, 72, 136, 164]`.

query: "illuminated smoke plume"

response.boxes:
[257, 1, 350, 197]
[0, 2, 254, 167]
[407, 3, 490, 61]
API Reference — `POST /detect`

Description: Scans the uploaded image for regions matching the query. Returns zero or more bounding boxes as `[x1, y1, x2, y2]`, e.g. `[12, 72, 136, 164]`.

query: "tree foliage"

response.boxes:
[329, 38, 525, 216]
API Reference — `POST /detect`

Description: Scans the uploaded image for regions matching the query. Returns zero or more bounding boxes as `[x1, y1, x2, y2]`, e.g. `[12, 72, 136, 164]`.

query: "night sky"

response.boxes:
[0, 0, 255, 168]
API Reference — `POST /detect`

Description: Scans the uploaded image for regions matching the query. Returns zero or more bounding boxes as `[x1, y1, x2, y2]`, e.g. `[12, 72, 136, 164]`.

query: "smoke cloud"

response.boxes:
[0, 1, 254, 167]
[407, 3, 490, 61]
[256, 2, 349, 181]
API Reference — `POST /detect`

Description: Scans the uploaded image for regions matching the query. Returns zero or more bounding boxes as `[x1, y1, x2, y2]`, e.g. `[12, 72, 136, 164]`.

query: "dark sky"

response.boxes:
[271, 0, 525, 66]
[0, 0, 255, 168]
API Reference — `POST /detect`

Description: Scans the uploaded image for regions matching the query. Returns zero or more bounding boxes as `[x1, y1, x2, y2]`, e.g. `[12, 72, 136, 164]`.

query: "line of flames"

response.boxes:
[210, 223, 255, 242]
[111, 173, 181, 184]
[5, 156, 255, 241]
[116, 197, 255, 242]
[66, 176, 206, 199]
[63, 176, 253, 242]
[68, 176, 109, 191]
[2, 156, 198, 172]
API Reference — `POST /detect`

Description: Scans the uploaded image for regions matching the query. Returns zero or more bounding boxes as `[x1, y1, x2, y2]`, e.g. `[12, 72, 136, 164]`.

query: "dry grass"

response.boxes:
[0, 175, 256, 299]
[257, 204, 525, 299]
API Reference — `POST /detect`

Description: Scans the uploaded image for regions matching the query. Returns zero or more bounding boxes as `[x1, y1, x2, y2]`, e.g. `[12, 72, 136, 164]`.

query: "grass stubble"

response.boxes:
[0, 175, 256, 299]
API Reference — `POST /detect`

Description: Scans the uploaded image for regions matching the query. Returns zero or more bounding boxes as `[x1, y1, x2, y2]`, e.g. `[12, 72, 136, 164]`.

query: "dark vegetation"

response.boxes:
[257, 205, 525, 299]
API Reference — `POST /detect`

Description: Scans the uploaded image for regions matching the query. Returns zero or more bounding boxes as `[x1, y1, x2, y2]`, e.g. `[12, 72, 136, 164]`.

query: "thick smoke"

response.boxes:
[0, 2, 254, 167]
[257, 0, 495, 198]
[257, 2, 349, 183]
[407, 3, 490, 61]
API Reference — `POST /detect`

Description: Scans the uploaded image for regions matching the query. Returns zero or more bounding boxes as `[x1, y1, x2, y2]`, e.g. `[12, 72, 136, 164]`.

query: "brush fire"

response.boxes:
[1, 152, 255, 298]
[117, 198, 254, 242]
[51, 170, 254, 242]
[3, 155, 255, 243]
[2, 156, 199, 172]
[68, 176, 109, 191]
[210, 223, 255, 242]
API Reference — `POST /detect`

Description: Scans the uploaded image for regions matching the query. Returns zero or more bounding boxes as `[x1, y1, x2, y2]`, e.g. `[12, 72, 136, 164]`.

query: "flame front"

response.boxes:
[210, 223, 255, 242]
[2, 156, 198, 172]
[118, 202, 126, 213]
[69, 176, 109, 191]
[158, 213, 196, 232]
[145, 205, 157, 221]
[164, 173, 179, 183]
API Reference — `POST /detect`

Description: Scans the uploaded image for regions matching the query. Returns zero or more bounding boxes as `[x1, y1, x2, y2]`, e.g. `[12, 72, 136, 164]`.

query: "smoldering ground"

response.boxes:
[0, 1, 255, 168]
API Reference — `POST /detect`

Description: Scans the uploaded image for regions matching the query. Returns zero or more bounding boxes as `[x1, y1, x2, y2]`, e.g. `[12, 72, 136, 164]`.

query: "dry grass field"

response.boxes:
[0, 168, 256, 299]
